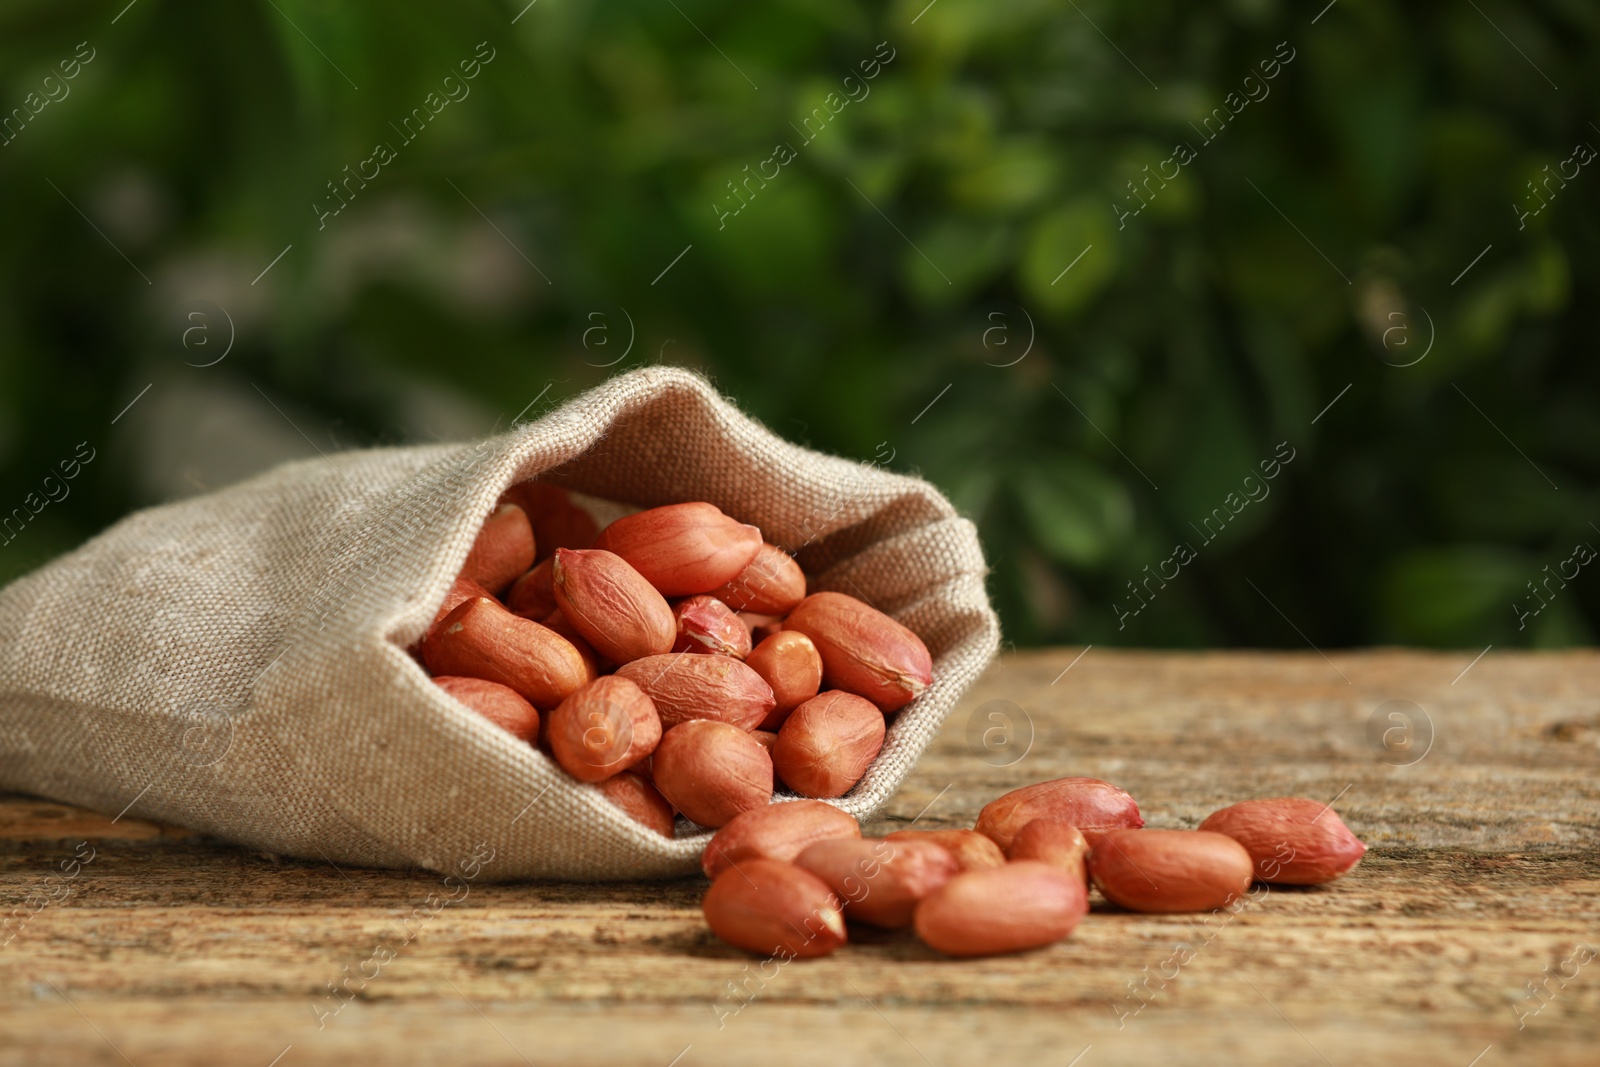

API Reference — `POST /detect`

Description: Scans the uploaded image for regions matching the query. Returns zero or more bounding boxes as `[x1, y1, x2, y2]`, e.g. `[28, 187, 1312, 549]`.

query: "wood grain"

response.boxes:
[2, 649, 1597, 1066]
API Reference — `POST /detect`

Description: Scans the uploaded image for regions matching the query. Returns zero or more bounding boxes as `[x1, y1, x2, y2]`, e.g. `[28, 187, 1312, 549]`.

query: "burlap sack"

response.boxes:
[0, 367, 998, 880]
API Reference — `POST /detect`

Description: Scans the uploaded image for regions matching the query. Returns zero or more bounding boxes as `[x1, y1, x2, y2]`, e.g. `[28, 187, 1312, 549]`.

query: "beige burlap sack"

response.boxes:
[0, 367, 998, 880]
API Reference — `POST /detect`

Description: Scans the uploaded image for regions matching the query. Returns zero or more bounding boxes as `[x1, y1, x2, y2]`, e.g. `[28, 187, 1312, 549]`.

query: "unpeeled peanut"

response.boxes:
[614, 653, 775, 731]
[652, 720, 774, 828]
[1089, 829, 1253, 913]
[596, 769, 675, 838]
[773, 690, 885, 799]
[432, 676, 540, 742]
[975, 777, 1143, 851]
[914, 861, 1086, 957]
[420, 597, 589, 709]
[672, 595, 752, 658]
[884, 829, 1005, 872]
[702, 858, 846, 959]
[746, 631, 823, 729]
[701, 798, 860, 879]
[782, 592, 932, 712]
[796, 837, 959, 930]
[593, 502, 762, 596]
[1198, 797, 1367, 885]
[461, 502, 537, 593]
[500, 481, 598, 562]
[1007, 820, 1090, 884]
[708, 542, 806, 615]
[547, 676, 661, 783]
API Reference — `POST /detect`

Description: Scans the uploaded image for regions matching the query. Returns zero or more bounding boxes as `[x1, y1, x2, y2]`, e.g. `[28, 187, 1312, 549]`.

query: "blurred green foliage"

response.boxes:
[1, 0, 1597, 649]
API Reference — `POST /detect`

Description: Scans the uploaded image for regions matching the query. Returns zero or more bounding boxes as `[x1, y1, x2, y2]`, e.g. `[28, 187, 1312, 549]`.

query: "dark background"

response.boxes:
[1, 0, 1595, 649]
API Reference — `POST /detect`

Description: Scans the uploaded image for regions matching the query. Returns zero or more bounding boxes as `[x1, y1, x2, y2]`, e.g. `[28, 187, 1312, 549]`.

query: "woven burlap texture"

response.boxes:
[0, 367, 999, 880]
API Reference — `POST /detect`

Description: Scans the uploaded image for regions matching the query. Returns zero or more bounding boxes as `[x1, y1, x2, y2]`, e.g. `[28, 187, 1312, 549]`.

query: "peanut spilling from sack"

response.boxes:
[419, 484, 933, 833]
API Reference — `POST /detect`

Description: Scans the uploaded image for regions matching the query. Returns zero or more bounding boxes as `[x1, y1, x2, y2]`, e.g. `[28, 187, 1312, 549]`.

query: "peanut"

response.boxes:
[672, 595, 752, 658]
[613, 653, 774, 731]
[552, 548, 675, 665]
[461, 502, 537, 593]
[975, 777, 1143, 851]
[596, 770, 675, 838]
[506, 558, 555, 619]
[593, 502, 762, 596]
[537, 608, 601, 682]
[1197, 797, 1367, 885]
[884, 829, 1005, 872]
[707, 542, 806, 615]
[914, 861, 1086, 957]
[782, 592, 932, 712]
[1089, 829, 1253, 913]
[796, 837, 959, 930]
[702, 798, 860, 879]
[433, 574, 497, 625]
[1006, 820, 1090, 885]
[755, 734, 782, 792]
[772, 690, 885, 799]
[420, 596, 588, 709]
[745, 631, 823, 729]
[500, 481, 598, 562]
[432, 676, 539, 743]
[547, 676, 661, 783]
[702, 858, 846, 959]
[651, 720, 773, 828]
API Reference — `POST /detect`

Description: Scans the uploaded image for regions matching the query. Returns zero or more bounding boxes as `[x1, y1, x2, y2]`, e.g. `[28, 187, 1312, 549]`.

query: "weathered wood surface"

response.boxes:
[2, 649, 1597, 1067]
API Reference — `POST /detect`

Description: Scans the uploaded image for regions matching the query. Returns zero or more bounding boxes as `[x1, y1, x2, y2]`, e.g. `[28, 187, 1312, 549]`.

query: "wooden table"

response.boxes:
[3, 649, 1597, 1066]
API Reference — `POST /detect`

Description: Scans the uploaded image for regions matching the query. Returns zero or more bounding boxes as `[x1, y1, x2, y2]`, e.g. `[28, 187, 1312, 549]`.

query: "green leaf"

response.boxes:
[1014, 461, 1134, 568]
[1378, 547, 1528, 646]
[1019, 199, 1118, 317]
